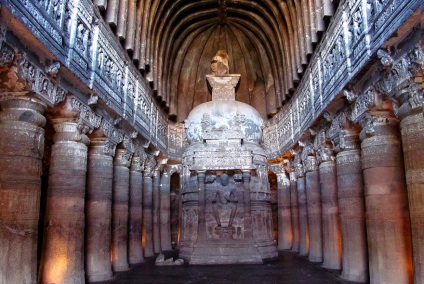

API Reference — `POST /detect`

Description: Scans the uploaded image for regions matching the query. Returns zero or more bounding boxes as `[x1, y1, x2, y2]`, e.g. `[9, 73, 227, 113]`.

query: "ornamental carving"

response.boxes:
[17, 58, 67, 106]
[350, 88, 385, 123]
[0, 42, 15, 67]
[70, 96, 102, 130]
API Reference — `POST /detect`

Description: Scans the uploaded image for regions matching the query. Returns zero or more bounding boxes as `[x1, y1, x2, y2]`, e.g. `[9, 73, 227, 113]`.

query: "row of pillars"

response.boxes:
[0, 96, 173, 283]
[275, 90, 423, 283]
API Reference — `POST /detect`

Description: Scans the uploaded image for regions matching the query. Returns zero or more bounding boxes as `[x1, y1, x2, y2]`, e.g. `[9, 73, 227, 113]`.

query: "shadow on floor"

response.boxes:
[100, 250, 348, 284]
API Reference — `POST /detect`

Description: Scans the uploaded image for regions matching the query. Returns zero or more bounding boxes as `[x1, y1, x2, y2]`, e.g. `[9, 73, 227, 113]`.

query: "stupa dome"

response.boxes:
[185, 100, 264, 144]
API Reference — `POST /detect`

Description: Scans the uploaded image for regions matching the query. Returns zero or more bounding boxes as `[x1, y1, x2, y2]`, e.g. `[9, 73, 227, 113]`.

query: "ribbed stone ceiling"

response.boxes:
[96, 0, 337, 121]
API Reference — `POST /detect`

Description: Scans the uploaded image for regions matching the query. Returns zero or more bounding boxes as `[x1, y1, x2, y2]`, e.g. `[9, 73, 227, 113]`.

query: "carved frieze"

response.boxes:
[70, 96, 101, 131]
[16, 58, 67, 106]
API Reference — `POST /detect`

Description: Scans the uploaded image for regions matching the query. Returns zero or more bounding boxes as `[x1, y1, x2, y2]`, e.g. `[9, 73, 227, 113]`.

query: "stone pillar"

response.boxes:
[143, 157, 155, 257]
[129, 155, 144, 264]
[40, 120, 90, 284]
[197, 171, 207, 240]
[111, 148, 131, 272]
[289, 171, 300, 253]
[160, 168, 172, 251]
[396, 83, 424, 283]
[0, 96, 46, 284]
[315, 131, 342, 270]
[304, 151, 323, 263]
[153, 169, 161, 253]
[294, 158, 309, 256]
[242, 170, 255, 240]
[335, 128, 368, 282]
[319, 158, 342, 269]
[85, 138, 114, 282]
[359, 112, 413, 283]
[276, 171, 292, 250]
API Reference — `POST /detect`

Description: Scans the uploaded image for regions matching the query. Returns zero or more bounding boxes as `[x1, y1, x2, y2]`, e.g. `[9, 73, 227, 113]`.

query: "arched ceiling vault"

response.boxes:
[96, 0, 337, 122]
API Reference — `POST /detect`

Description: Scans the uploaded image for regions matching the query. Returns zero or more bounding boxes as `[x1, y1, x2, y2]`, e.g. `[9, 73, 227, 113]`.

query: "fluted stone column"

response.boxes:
[85, 138, 114, 282]
[143, 169, 154, 257]
[319, 157, 342, 270]
[295, 160, 309, 256]
[335, 129, 369, 282]
[289, 171, 300, 253]
[111, 148, 131, 272]
[360, 112, 413, 283]
[0, 96, 46, 284]
[276, 171, 292, 250]
[153, 169, 162, 253]
[397, 84, 424, 283]
[160, 169, 172, 251]
[40, 120, 90, 284]
[304, 153, 322, 263]
[129, 155, 144, 264]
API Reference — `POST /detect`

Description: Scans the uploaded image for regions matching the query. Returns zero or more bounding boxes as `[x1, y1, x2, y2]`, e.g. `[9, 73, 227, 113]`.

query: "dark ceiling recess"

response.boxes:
[95, 0, 336, 122]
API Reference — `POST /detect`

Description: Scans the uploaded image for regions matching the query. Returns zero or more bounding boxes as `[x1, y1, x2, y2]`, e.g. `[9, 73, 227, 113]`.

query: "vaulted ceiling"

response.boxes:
[95, 0, 337, 121]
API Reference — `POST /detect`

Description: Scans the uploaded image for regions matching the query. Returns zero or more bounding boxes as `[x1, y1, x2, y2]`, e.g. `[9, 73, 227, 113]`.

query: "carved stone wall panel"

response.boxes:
[258, 0, 420, 159]
[2, 0, 169, 155]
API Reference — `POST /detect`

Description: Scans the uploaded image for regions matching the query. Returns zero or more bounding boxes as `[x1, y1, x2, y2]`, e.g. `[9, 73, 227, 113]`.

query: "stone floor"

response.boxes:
[100, 251, 349, 284]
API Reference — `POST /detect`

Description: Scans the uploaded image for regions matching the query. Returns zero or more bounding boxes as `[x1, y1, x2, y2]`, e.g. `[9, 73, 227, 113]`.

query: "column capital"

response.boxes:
[357, 111, 399, 140]
[144, 154, 157, 177]
[291, 148, 305, 178]
[0, 94, 47, 127]
[89, 137, 117, 156]
[328, 109, 361, 151]
[375, 46, 423, 97]
[114, 147, 132, 168]
[300, 141, 318, 172]
[313, 128, 335, 163]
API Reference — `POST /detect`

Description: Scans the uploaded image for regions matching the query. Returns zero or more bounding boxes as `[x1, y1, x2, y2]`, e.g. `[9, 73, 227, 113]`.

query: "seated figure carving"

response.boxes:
[212, 173, 238, 228]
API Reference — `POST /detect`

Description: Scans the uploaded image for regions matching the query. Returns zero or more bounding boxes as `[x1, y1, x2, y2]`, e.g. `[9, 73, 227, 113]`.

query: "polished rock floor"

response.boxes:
[100, 250, 348, 284]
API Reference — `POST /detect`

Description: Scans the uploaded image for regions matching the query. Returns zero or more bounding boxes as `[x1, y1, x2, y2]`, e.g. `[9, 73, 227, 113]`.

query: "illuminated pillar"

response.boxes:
[153, 169, 161, 253]
[111, 148, 131, 272]
[289, 171, 300, 253]
[40, 120, 89, 283]
[336, 128, 368, 282]
[0, 96, 46, 284]
[276, 171, 292, 250]
[304, 154, 322, 263]
[85, 138, 114, 281]
[360, 111, 413, 283]
[143, 170, 154, 257]
[160, 168, 172, 251]
[129, 155, 144, 264]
